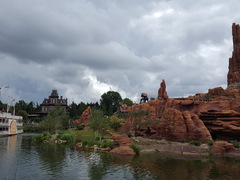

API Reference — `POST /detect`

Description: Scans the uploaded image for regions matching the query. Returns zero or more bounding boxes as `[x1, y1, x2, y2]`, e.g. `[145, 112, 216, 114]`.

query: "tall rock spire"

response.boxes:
[158, 79, 168, 100]
[227, 23, 240, 89]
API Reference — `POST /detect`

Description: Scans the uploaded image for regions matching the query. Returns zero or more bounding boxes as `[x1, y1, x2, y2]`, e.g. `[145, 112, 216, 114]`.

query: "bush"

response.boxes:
[100, 140, 114, 149]
[58, 132, 75, 142]
[75, 125, 85, 131]
[82, 138, 99, 147]
[127, 133, 132, 138]
[131, 143, 140, 154]
[230, 140, 240, 148]
[189, 140, 202, 146]
[207, 141, 214, 146]
[109, 115, 124, 131]
[180, 139, 186, 143]
[33, 134, 50, 142]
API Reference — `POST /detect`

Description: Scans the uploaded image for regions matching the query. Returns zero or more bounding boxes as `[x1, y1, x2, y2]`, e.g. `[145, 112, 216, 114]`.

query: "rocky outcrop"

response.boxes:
[119, 102, 212, 142]
[119, 24, 240, 142]
[211, 141, 236, 155]
[118, 102, 159, 136]
[199, 110, 240, 140]
[79, 106, 91, 126]
[110, 134, 135, 155]
[120, 104, 128, 113]
[153, 108, 212, 142]
[158, 80, 168, 100]
[227, 23, 240, 89]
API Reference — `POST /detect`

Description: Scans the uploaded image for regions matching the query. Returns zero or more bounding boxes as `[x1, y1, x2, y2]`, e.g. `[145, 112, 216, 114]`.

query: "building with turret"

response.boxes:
[41, 90, 67, 113]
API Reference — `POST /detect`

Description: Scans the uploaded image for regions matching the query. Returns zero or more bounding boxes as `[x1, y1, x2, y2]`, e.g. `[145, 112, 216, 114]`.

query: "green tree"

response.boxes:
[40, 106, 69, 132]
[17, 110, 29, 124]
[127, 109, 159, 136]
[109, 115, 125, 131]
[89, 109, 109, 140]
[15, 100, 41, 115]
[100, 91, 122, 116]
[0, 101, 7, 111]
[15, 100, 28, 112]
[68, 102, 80, 120]
[122, 98, 133, 106]
[68, 101, 100, 120]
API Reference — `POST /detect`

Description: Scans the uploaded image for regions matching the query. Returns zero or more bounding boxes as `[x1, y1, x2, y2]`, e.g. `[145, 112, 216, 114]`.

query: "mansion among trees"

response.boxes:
[41, 90, 67, 113]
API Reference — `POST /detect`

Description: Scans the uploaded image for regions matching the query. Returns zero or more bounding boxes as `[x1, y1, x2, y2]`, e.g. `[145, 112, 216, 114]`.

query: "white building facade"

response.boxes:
[0, 112, 23, 136]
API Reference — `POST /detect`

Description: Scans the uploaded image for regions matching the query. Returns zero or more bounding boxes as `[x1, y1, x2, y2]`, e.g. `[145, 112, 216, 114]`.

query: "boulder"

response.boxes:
[208, 87, 225, 96]
[111, 134, 132, 146]
[110, 146, 135, 155]
[211, 141, 236, 155]
[110, 134, 135, 155]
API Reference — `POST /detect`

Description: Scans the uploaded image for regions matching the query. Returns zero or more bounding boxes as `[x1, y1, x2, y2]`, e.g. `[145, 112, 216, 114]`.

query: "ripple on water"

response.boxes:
[2, 135, 240, 180]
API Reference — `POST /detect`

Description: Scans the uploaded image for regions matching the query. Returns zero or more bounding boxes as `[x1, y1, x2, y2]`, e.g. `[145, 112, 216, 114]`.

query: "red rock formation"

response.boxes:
[111, 134, 132, 146]
[154, 108, 212, 142]
[208, 87, 225, 96]
[227, 23, 240, 89]
[118, 102, 159, 136]
[119, 24, 240, 142]
[120, 104, 128, 113]
[79, 106, 91, 126]
[199, 110, 240, 140]
[158, 80, 168, 100]
[73, 119, 80, 125]
[211, 141, 236, 155]
[110, 134, 135, 155]
[119, 102, 212, 142]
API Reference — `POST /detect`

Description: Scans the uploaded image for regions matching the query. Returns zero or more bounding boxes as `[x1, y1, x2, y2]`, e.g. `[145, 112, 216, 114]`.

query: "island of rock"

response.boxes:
[119, 23, 240, 143]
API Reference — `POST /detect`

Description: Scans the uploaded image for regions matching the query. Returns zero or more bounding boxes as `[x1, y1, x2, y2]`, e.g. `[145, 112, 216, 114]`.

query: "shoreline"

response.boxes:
[133, 137, 240, 158]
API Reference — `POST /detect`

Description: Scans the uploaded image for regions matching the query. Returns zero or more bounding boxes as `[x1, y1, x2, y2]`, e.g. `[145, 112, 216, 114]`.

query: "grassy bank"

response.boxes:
[33, 128, 115, 150]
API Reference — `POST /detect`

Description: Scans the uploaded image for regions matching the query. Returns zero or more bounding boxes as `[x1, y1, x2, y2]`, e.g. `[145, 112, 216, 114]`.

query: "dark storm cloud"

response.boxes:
[0, 0, 240, 103]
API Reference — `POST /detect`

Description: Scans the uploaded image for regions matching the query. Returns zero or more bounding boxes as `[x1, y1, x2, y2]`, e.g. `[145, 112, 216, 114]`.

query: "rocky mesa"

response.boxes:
[119, 23, 240, 143]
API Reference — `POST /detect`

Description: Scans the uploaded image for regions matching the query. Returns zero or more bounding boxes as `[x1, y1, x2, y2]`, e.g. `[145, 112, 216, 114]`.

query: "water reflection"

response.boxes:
[34, 143, 66, 175]
[1, 134, 240, 180]
[87, 152, 112, 180]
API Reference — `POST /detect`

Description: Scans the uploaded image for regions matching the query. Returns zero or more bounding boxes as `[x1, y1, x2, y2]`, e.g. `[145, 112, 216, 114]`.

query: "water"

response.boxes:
[1, 134, 240, 180]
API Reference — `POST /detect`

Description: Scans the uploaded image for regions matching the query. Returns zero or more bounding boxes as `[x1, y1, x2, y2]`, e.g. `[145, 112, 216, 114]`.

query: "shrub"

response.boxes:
[127, 133, 132, 138]
[100, 140, 114, 149]
[82, 138, 99, 147]
[207, 140, 214, 146]
[33, 134, 50, 142]
[75, 125, 85, 131]
[131, 143, 140, 154]
[230, 140, 240, 148]
[189, 140, 202, 146]
[59, 132, 75, 142]
[180, 139, 186, 143]
[109, 115, 124, 131]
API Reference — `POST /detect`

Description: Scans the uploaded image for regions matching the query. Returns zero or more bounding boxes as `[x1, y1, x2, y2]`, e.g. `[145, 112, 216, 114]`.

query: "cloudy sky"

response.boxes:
[0, 0, 239, 105]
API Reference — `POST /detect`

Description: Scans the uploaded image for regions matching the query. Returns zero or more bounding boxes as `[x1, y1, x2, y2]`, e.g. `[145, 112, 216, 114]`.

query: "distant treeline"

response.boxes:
[0, 91, 133, 124]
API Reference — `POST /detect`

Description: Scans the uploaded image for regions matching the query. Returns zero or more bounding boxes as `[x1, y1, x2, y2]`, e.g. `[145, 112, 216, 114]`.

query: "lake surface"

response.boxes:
[1, 134, 240, 180]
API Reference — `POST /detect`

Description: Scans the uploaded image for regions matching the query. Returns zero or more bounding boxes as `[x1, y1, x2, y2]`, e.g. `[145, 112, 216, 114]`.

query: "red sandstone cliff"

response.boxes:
[78, 106, 91, 126]
[228, 23, 240, 89]
[119, 100, 213, 142]
[120, 25, 240, 142]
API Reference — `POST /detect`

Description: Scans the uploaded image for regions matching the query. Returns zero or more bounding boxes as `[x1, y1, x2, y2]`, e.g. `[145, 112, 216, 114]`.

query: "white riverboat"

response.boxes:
[0, 111, 23, 136]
